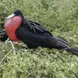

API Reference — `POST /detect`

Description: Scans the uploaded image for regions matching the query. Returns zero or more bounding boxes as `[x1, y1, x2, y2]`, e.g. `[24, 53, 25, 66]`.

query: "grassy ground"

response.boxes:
[0, 0, 78, 78]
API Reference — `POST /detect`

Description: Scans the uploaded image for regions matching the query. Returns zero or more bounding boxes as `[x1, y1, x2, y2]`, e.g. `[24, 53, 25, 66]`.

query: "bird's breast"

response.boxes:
[4, 16, 22, 41]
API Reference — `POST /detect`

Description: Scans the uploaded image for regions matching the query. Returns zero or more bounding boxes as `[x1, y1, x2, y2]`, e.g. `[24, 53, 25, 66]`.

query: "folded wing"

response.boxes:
[25, 19, 52, 35]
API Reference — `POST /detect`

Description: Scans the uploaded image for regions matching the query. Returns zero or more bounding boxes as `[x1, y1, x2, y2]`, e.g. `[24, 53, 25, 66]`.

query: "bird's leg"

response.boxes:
[5, 38, 9, 43]
[8, 41, 16, 54]
[5, 38, 16, 54]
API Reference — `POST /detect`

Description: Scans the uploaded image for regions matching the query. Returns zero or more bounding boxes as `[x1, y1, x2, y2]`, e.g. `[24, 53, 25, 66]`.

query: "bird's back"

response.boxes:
[16, 26, 53, 48]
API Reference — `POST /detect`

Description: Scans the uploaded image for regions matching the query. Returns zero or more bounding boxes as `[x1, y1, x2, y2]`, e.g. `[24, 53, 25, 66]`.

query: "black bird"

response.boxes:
[1, 10, 78, 55]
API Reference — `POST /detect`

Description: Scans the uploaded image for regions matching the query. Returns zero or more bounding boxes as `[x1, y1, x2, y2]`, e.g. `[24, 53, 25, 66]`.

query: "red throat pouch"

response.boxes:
[4, 16, 22, 41]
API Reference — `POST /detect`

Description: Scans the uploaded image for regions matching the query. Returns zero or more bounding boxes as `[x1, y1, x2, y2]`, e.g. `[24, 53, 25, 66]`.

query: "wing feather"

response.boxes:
[25, 19, 52, 35]
[16, 27, 53, 48]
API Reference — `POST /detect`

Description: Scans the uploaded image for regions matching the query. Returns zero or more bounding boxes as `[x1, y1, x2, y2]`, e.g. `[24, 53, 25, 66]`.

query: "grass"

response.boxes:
[0, 0, 78, 78]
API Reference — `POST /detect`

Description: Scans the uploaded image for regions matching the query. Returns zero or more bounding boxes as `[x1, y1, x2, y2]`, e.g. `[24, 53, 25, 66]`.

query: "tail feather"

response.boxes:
[53, 36, 69, 47]
[57, 36, 68, 45]
[53, 36, 78, 55]
[66, 48, 78, 55]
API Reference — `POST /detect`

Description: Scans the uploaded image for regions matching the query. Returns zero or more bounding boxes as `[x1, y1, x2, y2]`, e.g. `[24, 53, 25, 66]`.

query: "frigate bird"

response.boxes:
[0, 10, 78, 55]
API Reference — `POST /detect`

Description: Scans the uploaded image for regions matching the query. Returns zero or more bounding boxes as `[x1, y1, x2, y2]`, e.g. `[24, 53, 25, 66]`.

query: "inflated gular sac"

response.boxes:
[4, 16, 22, 41]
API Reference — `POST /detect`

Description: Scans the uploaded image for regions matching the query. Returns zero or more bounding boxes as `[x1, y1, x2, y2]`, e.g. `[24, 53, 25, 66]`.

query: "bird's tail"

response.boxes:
[66, 48, 78, 55]
[53, 36, 78, 55]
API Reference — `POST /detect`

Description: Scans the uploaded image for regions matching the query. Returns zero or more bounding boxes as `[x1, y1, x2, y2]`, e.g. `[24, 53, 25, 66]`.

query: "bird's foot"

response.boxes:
[5, 38, 16, 54]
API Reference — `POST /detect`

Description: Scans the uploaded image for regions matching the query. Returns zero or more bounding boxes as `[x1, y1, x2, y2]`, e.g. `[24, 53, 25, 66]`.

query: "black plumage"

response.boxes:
[0, 29, 8, 41]
[1, 10, 78, 55]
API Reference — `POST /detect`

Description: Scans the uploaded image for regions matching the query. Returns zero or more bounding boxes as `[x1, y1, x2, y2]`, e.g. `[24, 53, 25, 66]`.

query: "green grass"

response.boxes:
[0, 0, 78, 78]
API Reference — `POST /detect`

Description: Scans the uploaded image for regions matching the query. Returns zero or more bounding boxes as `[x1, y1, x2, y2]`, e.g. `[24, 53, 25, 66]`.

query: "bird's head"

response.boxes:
[6, 10, 25, 24]
[4, 10, 24, 41]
